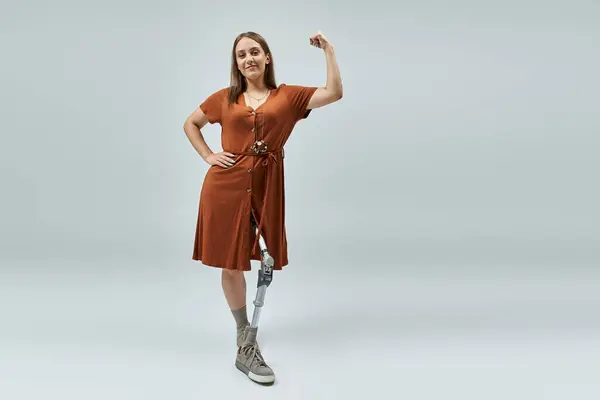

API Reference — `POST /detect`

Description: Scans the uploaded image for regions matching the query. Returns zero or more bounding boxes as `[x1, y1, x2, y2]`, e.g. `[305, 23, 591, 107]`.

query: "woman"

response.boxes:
[183, 30, 342, 384]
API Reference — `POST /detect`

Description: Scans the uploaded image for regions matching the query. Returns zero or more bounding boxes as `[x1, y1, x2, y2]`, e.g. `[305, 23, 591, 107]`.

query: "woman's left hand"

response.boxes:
[309, 31, 331, 50]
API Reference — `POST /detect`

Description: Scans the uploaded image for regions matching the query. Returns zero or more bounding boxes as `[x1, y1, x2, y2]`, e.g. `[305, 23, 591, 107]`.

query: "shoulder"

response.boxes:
[200, 87, 230, 108]
[207, 87, 229, 99]
[277, 83, 289, 95]
[199, 87, 231, 124]
[277, 83, 317, 98]
[277, 83, 304, 91]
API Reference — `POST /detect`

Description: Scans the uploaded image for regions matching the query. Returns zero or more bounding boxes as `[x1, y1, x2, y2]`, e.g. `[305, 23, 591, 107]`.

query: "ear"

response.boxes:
[266, 54, 270, 64]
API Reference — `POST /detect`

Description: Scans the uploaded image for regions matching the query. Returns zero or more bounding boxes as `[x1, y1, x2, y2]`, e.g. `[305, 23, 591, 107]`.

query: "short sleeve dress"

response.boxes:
[192, 83, 318, 271]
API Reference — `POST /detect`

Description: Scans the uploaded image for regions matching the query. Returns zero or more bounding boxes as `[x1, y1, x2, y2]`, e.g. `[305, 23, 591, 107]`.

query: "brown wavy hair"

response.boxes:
[227, 32, 278, 104]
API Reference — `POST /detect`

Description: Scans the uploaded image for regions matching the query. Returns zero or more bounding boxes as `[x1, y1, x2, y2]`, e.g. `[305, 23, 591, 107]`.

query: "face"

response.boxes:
[235, 37, 270, 81]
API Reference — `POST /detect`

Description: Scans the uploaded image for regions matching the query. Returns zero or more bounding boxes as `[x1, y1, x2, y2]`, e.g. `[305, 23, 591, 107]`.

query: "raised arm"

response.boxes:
[307, 31, 343, 110]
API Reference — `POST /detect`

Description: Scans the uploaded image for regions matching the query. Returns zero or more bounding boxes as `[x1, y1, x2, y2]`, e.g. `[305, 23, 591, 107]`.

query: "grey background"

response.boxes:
[1, 0, 599, 399]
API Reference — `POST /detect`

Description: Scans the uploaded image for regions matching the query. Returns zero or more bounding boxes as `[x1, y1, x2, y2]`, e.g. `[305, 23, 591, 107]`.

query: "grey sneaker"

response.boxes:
[237, 324, 249, 347]
[235, 343, 275, 384]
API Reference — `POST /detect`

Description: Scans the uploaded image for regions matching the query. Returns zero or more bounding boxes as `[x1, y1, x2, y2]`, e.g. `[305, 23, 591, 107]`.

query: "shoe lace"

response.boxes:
[241, 343, 267, 367]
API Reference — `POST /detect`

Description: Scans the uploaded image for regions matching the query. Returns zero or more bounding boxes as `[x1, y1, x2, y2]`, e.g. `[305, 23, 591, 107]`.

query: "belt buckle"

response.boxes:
[250, 140, 268, 154]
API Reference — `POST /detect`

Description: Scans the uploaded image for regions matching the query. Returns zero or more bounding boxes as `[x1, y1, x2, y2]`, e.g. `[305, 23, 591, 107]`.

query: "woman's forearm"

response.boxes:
[184, 122, 213, 160]
[324, 45, 343, 97]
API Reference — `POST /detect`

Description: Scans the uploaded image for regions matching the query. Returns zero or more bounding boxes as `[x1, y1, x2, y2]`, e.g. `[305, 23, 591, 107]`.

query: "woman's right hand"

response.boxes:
[205, 152, 236, 169]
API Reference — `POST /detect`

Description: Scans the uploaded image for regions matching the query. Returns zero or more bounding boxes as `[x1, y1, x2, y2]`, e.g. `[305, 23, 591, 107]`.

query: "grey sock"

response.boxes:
[231, 305, 249, 328]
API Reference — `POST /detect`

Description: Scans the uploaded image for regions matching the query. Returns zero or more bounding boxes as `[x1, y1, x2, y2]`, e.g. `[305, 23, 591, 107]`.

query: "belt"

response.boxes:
[226, 147, 285, 255]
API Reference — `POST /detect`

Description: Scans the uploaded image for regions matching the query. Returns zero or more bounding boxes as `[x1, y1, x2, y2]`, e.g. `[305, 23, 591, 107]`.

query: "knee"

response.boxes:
[222, 268, 244, 279]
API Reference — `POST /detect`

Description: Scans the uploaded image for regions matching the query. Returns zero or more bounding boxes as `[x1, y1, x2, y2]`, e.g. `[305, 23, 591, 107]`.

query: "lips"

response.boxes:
[247, 65, 258, 70]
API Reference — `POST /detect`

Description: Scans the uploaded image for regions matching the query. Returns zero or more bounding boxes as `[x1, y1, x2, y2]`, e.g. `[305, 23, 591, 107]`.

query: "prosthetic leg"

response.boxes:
[235, 211, 276, 384]
[244, 212, 274, 345]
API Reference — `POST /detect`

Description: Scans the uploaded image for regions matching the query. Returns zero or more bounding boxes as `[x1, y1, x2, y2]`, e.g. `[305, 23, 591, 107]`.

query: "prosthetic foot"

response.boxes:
[235, 213, 275, 384]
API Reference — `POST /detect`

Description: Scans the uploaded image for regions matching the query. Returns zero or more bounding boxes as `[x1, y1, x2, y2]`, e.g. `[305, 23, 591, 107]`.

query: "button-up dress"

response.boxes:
[192, 83, 318, 271]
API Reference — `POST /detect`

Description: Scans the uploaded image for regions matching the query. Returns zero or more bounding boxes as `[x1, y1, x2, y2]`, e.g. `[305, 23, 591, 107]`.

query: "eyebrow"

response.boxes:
[237, 47, 260, 53]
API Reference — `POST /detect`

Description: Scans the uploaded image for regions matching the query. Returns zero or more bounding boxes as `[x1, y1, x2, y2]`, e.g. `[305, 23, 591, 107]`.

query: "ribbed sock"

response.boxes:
[231, 305, 249, 328]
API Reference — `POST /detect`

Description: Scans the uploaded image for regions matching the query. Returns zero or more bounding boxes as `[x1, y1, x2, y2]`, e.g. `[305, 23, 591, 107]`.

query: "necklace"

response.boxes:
[247, 89, 270, 101]
[246, 89, 270, 109]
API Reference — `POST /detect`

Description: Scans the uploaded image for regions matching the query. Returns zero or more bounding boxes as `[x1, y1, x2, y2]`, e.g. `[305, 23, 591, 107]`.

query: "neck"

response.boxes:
[245, 79, 268, 93]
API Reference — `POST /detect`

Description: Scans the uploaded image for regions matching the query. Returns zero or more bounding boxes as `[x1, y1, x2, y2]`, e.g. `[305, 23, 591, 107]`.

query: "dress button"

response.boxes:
[248, 168, 252, 172]
[247, 188, 252, 193]
[251, 128, 255, 132]
[251, 111, 255, 115]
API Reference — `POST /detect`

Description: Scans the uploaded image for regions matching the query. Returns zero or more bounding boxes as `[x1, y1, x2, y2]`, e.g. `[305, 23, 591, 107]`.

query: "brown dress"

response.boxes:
[192, 83, 318, 271]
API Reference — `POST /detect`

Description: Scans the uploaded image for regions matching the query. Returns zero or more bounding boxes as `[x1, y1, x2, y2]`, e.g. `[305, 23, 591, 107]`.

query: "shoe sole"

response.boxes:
[235, 361, 275, 384]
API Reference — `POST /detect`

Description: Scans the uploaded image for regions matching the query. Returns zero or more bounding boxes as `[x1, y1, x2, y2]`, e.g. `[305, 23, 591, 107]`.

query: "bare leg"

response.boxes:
[221, 269, 246, 310]
[222, 269, 249, 346]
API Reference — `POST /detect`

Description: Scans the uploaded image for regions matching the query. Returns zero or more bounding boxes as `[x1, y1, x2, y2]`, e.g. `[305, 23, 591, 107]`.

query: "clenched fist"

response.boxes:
[309, 31, 331, 50]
